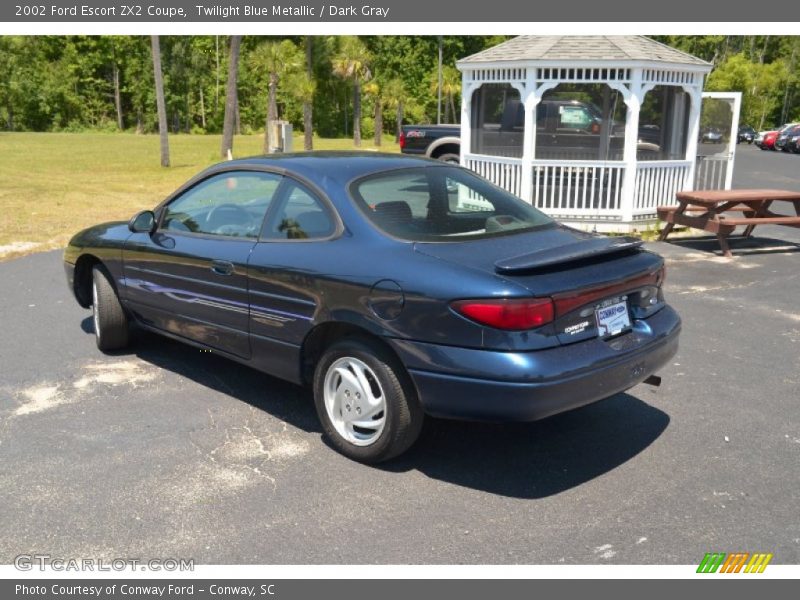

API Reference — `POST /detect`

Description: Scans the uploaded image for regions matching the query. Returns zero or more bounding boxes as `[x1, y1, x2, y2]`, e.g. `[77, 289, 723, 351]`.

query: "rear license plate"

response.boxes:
[595, 298, 631, 338]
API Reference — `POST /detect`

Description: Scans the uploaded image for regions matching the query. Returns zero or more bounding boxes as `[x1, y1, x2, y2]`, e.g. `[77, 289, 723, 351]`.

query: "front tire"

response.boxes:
[91, 265, 130, 352]
[313, 337, 423, 463]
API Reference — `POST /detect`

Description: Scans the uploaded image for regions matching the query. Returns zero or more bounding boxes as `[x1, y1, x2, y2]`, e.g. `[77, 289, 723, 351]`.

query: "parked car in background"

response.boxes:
[757, 123, 799, 151]
[63, 153, 680, 463]
[401, 99, 664, 163]
[788, 131, 800, 154]
[700, 128, 724, 144]
[399, 124, 461, 163]
[737, 125, 756, 144]
[775, 124, 800, 152]
[756, 129, 780, 150]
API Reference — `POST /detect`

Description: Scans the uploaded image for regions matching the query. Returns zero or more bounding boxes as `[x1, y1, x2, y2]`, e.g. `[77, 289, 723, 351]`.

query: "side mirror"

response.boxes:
[128, 210, 156, 234]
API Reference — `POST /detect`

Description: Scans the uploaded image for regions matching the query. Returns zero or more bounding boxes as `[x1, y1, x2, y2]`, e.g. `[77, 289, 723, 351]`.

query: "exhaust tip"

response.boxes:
[643, 375, 662, 387]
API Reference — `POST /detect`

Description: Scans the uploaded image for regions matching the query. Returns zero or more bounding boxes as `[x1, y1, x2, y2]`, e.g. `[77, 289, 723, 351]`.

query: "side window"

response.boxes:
[264, 182, 336, 240]
[161, 171, 281, 238]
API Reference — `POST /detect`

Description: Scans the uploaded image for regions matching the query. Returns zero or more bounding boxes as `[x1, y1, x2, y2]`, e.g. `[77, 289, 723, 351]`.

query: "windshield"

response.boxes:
[349, 166, 553, 242]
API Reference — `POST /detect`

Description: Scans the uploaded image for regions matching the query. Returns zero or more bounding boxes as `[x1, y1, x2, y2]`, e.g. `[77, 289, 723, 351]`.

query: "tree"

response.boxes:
[364, 81, 382, 146]
[285, 70, 316, 151]
[150, 36, 170, 167]
[381, 78, 407, 142]
[429, 65, 460, 123]
[303, 36, 314, 150]
[332, 36, 372, 147]
[249, 39, 302, 153]
[220, 35, 241, 159]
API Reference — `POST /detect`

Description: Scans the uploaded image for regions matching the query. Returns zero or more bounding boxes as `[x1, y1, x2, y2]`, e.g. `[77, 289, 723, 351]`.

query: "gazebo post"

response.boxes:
[620, 69, 644, 224]
[520, 69, 539, 203]
[459, 78, 477, 168]
[683, 84, 703, 191]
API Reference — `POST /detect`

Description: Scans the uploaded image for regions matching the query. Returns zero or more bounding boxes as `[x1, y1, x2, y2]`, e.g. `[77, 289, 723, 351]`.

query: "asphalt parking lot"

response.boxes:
[0, 144, 798, 564]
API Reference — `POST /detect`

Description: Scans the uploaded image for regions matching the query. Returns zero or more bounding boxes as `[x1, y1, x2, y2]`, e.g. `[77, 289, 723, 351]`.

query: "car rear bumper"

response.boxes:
[389, 305, 681, 422]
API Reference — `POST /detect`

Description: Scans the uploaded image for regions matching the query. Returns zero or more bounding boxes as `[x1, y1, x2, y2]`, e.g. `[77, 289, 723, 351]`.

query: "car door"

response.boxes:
[246, 178, 340, 383]
[123, 170, 282, 358]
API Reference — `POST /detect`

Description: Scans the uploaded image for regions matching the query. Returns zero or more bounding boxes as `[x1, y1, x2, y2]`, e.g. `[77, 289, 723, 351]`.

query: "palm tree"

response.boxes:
[430, 65, 461, 123]
[249, 39, 302, 153]
[332, 36, 372, 147]
[150, 36, 169, 167]
[220, 35, 241, 160]
[286, 70, 316, 151]
[382, 78, 407, 143]
[364, 81, 382, 147]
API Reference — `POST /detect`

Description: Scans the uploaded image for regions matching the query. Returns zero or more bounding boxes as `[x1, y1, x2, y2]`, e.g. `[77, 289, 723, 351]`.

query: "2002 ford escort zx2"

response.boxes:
[64, 153, 680, 463]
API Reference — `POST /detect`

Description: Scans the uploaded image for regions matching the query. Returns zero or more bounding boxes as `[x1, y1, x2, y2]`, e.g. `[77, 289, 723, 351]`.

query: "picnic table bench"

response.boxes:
[657, 189, 800, 257]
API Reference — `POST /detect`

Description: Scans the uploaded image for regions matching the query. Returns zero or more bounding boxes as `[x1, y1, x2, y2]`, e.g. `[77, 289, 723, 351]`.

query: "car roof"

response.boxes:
[205, 152, 446, 188]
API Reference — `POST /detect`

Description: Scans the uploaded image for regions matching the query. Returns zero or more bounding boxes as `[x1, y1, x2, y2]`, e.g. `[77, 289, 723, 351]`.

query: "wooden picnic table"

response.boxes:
[657, 189, 800, 257]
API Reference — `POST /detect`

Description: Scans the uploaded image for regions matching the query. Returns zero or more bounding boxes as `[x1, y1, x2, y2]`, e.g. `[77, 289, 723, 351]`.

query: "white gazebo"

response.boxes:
[457, 36, 714, 231]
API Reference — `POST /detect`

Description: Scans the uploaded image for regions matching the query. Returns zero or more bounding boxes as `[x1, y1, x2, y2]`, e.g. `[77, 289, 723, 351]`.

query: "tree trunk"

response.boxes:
[449, 93, 457, 124]
[374, 98, 382, 147]
[214, 35, 220, 115]
[199, 87, 206, 129]
[759, 35, 769, 64]
[303, 101, 313, 151]
[304, 35, 313, 151]
[353, 78, 361, 147]
[136, 110, 143, 135]
[780, 44, 797, 124]
[6, 102, 13, 131]
[113, 62, 123, 130]
[395, 100, 403, 142]
[220, 35, 241, 159]
[264, 71, 278, 154]
[443, 98, 449, 124]
[150, 36, 170, 168]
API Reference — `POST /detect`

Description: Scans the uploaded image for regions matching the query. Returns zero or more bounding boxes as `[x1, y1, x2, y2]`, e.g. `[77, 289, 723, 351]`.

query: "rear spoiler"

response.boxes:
[494, 236, 643, 274]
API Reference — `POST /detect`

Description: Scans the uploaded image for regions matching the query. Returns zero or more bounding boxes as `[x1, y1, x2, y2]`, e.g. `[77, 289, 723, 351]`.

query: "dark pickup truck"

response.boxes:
[400, 99, 664, 163]
[399, 124, 461, 163]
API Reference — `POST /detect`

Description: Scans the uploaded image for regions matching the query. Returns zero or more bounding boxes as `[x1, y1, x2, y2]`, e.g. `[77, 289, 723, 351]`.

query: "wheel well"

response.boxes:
[300, 322, 400, 387]
[429, 143, 460, 159]
[73, 254, 101, 308]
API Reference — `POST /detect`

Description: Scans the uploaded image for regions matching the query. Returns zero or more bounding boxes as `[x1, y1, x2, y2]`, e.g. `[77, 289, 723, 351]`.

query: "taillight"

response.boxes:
[451, 298, 554, 330]
[591, 122, 601, 134]
[399, 131, 406, 149]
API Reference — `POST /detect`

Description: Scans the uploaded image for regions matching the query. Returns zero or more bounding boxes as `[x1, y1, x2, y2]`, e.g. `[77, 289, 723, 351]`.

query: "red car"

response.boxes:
[756, 129, 779, 150]
[756, 123, 799, 150]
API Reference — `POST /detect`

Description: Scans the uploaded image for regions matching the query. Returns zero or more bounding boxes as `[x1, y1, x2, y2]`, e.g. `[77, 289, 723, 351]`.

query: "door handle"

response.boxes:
[210, 260, 234, 276]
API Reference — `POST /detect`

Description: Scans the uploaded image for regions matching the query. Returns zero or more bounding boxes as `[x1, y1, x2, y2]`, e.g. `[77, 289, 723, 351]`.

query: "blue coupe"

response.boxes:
[64, 153, 680, 462]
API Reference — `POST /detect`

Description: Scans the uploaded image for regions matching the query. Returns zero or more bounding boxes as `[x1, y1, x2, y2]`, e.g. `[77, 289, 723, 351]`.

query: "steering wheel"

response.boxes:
[205, 203, 252, 227]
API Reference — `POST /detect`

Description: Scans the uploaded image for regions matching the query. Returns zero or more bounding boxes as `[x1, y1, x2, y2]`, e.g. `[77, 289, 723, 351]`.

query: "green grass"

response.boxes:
[0, 132, 399, 259]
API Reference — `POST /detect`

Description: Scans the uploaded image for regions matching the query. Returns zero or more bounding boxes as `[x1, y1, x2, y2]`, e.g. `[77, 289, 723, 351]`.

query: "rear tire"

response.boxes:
[92, 265, 130, 352]
[436, 153, 460, 164]
[313, 337, 423, 463]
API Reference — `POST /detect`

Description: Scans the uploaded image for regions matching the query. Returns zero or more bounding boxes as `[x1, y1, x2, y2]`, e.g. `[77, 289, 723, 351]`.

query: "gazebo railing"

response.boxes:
[532, 160, 625, 217]
[464, 153, 523, 198]
[633, 160, 693, 216]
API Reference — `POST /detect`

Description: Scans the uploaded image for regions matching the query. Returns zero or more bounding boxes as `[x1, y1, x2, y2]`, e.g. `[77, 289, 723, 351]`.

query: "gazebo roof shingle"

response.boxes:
[458, 36, 711, 67]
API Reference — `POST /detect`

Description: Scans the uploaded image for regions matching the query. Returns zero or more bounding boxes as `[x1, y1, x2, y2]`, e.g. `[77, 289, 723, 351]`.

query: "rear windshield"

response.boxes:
[349, 166, 553, 242]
